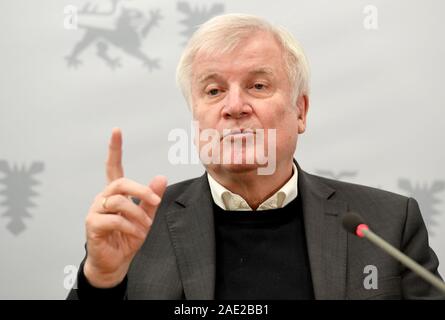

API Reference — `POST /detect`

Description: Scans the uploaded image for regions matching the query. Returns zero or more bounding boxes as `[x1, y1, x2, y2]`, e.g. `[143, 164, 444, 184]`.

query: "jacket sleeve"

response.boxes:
[400, 197, 445, 299]
[66, 260, 128, 300]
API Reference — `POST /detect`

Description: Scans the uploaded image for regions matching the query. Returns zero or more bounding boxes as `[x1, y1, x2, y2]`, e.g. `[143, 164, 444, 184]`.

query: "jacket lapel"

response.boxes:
[297, 164, 349, 299]
[164, 174, 216, 299]
[164, 165, 349, 300]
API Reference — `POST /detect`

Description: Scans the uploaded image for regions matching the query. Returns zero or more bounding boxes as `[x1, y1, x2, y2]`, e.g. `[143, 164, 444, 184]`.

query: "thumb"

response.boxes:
[139, 175, 168, 220]
[149, 175, 168, 198]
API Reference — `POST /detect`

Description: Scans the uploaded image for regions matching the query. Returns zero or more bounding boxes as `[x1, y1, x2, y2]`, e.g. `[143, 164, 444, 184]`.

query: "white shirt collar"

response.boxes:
[207, 163, 298, 211]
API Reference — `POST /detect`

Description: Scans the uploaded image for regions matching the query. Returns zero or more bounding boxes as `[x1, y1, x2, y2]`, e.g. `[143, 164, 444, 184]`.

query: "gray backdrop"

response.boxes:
[1, 0, 444, 299]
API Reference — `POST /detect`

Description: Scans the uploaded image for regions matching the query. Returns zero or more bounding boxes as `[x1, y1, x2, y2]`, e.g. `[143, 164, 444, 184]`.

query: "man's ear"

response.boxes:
[296, 94, 309, 134]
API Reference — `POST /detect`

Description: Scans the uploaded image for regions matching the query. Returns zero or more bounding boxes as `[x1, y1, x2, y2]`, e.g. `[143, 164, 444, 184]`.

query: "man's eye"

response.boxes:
[254, 83, 265, 90]
[207, 88, 220, 96]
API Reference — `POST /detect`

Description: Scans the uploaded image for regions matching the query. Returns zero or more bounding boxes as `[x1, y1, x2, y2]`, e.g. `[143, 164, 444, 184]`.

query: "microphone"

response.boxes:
[342, 211, 445, 294]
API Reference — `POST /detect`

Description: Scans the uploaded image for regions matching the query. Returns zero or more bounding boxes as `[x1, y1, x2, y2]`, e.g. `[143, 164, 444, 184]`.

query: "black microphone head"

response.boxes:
[342, 211, 366, 235]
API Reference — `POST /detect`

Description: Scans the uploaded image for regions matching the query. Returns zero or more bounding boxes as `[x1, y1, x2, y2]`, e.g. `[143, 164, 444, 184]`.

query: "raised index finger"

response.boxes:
[106, 127, 124, 184]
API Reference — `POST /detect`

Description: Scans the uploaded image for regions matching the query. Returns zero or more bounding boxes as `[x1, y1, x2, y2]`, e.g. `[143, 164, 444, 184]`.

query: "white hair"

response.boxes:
[176, 13, 310, 109]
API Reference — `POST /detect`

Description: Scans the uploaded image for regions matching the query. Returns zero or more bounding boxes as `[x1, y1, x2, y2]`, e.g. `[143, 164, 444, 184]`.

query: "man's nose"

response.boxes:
[222, 87, 253, 119]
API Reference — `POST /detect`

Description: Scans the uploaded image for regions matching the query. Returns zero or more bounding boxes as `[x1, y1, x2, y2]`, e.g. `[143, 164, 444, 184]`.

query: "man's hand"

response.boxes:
[83, 128, 167, 288]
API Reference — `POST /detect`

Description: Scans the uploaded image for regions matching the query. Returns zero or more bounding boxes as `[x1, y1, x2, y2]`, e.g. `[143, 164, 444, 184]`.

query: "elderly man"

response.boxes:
[68, 14, 444, 300]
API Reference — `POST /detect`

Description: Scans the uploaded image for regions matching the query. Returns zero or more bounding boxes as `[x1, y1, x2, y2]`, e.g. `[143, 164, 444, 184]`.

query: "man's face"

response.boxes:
[190, 31, 308, 174]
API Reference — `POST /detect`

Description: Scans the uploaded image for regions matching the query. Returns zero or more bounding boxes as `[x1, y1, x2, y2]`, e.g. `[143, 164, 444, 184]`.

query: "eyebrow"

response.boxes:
[197, 73, 222, 84]
[248, 68, 275, 77]
[197, 67, 275, 84]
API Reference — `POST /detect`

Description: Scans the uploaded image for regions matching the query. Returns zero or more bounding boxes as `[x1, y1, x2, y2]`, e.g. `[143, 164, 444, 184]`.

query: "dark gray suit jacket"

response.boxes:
[69, 163, 445, 300]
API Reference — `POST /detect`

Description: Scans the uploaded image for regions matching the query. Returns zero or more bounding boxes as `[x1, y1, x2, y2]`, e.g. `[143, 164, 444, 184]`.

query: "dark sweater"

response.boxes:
[214, 196, 314, 300]
[76, 196, 314, 300]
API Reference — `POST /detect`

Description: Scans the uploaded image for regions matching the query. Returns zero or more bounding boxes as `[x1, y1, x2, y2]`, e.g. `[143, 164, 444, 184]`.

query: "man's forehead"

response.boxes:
[192, 33, 284, 82]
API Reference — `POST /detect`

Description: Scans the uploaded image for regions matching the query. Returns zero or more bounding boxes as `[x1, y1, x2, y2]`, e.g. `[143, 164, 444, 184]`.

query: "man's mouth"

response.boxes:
[222, 128, 256, 140]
